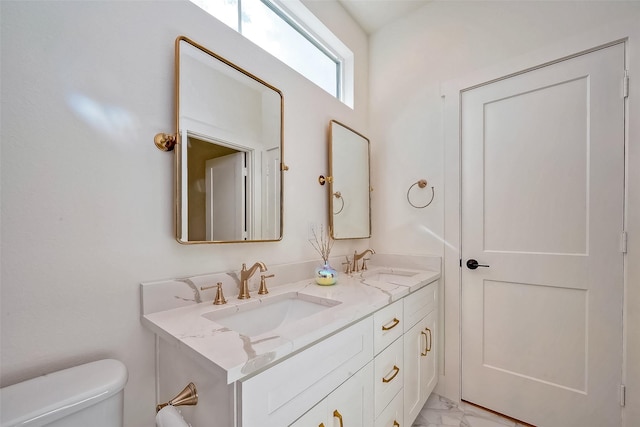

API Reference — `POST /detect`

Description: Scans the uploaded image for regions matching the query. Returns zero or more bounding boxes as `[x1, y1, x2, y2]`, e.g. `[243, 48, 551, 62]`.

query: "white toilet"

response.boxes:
[0, 359, 127, 427]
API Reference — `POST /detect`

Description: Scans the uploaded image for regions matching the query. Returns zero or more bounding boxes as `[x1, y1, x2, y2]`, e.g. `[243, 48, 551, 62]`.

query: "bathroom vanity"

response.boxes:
[141, 255, 440, 427]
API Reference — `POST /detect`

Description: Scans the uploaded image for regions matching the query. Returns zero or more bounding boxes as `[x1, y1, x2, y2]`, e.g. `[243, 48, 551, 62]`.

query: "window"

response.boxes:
[189, 0, 353, 106]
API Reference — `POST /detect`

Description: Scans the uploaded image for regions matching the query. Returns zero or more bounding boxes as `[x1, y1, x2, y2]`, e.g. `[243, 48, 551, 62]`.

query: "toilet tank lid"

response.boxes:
[0, 359, 127, 427]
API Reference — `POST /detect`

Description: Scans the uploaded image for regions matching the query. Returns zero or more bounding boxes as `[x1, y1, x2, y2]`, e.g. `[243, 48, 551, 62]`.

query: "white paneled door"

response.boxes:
[461, 43, 625, 427]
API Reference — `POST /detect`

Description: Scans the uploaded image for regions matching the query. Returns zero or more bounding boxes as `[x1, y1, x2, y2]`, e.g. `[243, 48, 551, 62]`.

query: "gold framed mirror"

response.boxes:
[328, 120, 371, 239]
[174, 36, 284, 244]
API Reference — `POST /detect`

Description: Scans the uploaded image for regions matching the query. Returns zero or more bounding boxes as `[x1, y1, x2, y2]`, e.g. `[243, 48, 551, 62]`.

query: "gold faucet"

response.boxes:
[353, 249, 375, 272]
[238, 262, 267, 299]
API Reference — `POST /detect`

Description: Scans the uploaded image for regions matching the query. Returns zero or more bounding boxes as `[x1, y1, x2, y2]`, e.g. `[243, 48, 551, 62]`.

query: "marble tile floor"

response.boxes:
[412, 394, 533, 427]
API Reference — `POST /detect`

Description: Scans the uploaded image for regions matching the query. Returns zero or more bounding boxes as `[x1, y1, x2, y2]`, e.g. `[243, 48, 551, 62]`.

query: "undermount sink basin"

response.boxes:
[202, 292, 341, 337]
[364, 269, 420, 286]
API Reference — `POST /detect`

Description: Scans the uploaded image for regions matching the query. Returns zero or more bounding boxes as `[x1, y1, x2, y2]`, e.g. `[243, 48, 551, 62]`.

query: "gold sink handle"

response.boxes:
[201, 282, 227, 305]
[258, 274, 275, 295]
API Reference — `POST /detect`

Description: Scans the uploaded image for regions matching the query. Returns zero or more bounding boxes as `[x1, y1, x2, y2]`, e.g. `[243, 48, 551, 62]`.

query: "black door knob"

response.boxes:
[466, 259, 490, 270]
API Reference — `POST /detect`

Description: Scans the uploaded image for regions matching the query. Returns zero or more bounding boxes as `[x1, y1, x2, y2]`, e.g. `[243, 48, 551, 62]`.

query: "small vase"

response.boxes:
[315, 262, 338, 286]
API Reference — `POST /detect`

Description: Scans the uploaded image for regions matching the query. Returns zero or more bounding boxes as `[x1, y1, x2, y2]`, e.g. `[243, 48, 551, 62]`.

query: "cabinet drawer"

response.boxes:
[240, 317, 374, 427]
[375, 389, 403, 427]
[373, 299, 403, 355]
[374, 337, 403, 417]
[403, 280, 438, 331]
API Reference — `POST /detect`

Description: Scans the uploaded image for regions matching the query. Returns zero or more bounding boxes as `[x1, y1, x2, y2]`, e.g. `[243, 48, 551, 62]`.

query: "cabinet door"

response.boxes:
[326, 362, 373, 427]
[290, 362, 373, 427]
[403, 310, 437, 426]
[375, 390, 403, 427]
[403, 320, 424, 425]
[421, 310, 437, 399]
[290, 402, 326, 427]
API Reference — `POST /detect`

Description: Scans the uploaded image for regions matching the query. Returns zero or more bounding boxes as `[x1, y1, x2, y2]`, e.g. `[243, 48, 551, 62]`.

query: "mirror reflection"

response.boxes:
[329, 120, 371, 239]
[176, 36, 284, 243]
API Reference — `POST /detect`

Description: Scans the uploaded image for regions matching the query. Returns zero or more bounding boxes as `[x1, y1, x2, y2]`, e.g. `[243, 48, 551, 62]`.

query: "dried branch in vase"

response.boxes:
[309, 224, 334, 263]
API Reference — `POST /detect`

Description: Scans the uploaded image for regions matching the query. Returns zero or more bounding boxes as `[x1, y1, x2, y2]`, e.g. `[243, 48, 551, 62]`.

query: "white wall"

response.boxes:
[369, 0, 640, 255]
[369, 1, 640, 425]
[0, 1, 368, 425]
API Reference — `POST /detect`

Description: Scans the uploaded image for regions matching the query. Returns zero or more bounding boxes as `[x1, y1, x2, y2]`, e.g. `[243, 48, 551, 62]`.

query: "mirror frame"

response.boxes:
[328, 120, 372, 240]
[174, 36, 285, 244]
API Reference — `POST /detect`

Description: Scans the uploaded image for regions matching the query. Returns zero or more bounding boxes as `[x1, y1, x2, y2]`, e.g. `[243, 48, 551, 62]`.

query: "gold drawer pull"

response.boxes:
[393, 421, 400, 427]
[421, 331, 428, 356]
[381, 317, 400, 331]
[319, 424, 325, 427]
[425, 327, 432, 352]
[333, 410, 344, 427]
[382, 365, 400, 383]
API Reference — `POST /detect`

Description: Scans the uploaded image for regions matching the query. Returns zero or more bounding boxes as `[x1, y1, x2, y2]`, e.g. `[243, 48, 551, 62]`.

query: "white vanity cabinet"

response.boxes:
[144, 266, 440, 427]
[403, 282, 438, 426]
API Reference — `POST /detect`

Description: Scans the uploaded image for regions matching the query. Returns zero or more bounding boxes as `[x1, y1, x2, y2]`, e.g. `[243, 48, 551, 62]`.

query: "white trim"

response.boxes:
[273, 0, 355, 107]
[440, 17, 639, 427]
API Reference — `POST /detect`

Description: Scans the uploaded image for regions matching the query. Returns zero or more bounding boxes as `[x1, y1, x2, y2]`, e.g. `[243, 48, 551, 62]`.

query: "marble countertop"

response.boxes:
[141, 265, 440, 384]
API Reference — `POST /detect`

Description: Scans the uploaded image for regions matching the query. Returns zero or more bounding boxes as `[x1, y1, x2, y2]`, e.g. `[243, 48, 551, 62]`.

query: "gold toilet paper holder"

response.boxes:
[156, 382, 198, 412]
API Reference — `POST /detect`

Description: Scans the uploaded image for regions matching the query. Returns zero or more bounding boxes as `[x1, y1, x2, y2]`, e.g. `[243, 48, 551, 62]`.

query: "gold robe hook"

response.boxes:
[154, 133, 177, 152]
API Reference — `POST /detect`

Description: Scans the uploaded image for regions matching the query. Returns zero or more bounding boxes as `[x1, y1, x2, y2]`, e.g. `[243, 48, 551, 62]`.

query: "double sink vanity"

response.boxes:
[141, 254, 440, 427]
[148, 36, 440, 427]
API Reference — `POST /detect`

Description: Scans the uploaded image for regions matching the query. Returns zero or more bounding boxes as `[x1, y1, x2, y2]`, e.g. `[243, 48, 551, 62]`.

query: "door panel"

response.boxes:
[461, 43, 625, 427]
[205, 152, 245, 241]
[483, 77, 588, 255]
[483, 280, 587, 392]
[262, 146, 280, 239]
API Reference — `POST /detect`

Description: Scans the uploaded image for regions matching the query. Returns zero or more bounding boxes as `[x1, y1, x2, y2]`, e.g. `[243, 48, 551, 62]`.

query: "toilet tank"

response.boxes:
[0, 359, 127, 427]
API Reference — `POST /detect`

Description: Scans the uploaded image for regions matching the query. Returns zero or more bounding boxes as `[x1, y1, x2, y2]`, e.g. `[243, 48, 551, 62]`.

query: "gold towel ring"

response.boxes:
[333, 191, 345, 215]
[407, 179, 435, 208]
[156, 382, 198, 412]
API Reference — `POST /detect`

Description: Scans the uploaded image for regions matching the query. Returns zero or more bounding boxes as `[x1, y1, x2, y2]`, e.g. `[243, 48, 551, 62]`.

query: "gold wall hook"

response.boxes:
[319, 175, 333, 185]
[156, 382, 198, 412]
[154, 133, 177, 152]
